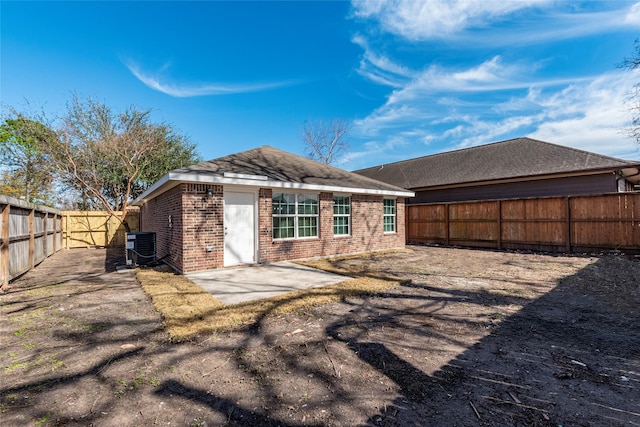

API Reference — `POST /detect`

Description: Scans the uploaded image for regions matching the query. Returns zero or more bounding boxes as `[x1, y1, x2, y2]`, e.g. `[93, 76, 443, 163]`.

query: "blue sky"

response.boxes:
[2, 1, 640, 170]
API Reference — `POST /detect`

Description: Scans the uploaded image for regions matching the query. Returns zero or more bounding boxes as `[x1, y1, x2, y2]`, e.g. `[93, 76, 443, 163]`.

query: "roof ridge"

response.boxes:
[181, 144, 412, 194]
[355, 137, 530, 171]
[207, 144, 275, 161]
[257, 145, 414, 191]
[355, 137, 632, 171]
[525, 139, 633, 164]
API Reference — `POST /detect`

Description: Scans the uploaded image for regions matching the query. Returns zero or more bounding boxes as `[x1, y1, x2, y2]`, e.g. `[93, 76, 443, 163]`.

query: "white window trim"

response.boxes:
[272, 192, 319, 240]
[383, 198, 397, 234]
[333, 195, 351, 236]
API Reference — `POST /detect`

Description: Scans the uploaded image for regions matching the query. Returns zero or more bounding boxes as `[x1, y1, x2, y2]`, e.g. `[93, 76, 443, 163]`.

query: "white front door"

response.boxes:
[224, 191, 256, 266]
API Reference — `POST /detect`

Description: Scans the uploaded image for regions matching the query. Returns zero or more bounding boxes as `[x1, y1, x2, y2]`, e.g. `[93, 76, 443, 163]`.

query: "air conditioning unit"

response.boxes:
[126, 232, 156, 267]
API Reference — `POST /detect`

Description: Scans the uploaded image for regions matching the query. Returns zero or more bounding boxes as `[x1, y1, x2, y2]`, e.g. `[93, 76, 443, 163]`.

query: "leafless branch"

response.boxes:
[301, 118, 351, 165]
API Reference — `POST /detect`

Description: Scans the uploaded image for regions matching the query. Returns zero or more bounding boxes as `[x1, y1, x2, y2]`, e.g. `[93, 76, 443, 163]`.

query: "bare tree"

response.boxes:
[301, 118, 351, 165]
[46, 95, 199, 231]
[620, 39, 640, 144]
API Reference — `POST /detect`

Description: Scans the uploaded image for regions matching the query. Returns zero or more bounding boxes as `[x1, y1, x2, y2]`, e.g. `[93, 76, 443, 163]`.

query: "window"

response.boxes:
[383, 198, 396, 233]
[333, 196, 351, 236]
[272, 193, 295, 239]
[272, 193, 318, 239]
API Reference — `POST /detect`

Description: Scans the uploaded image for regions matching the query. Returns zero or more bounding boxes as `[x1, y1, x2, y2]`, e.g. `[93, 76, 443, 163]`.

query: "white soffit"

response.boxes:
[133, 172, 414, 204]
[223, 172, 268, 181]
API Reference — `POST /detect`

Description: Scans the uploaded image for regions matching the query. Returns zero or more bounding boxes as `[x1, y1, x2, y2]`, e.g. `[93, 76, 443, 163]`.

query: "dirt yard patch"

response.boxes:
[1, 246, 638, 426]
[136, 254, 405, 338]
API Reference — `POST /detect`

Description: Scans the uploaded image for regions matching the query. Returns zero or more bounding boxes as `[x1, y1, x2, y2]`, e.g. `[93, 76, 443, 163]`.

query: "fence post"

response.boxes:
[445, 203, 450, 246]
[29, 208, 35, 269]
[43, 212, 49, 257]
[54, 213, 60, 252]
[1, 203, 10, 289]
[497, 200, 502, 250]
[565, 196, 571, 253]
[64, 212, 68, 249]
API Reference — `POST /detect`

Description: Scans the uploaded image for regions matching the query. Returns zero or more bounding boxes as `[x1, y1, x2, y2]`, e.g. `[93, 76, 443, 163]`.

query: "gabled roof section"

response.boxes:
[135, 146, 413, 204]
[354, 137, 640, 190]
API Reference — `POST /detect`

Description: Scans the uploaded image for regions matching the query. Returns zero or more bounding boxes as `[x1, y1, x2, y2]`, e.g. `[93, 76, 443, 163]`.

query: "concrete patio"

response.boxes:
[186, 261, 348, 305]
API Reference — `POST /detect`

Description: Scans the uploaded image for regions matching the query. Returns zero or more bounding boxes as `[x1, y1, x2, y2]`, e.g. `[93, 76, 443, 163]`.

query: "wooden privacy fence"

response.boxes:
[406, 192, 640, 253]
[1, 195, 63, 287]
[62, 210, 139, 249]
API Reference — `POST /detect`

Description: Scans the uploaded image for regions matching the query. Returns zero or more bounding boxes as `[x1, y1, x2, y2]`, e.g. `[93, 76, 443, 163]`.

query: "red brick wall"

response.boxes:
[180, 184, 224, 272]
[142, 185, 406, 273]
[140, 184, 184, 271]
[259, 190, 406, 264]
[140, 184, 224, 273]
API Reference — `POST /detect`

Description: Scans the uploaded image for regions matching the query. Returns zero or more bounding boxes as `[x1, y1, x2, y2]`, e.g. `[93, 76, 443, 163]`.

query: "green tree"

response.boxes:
[0, 170, 28, 199]
[47, 95, 200, 230]
[0, 116, 57, 203]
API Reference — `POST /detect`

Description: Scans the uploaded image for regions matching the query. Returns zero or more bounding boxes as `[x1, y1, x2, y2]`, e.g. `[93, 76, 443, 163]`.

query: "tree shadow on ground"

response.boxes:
[2, 248, 638, 426]
[105, 244, 126, 272]
[328, 256, 640, 426]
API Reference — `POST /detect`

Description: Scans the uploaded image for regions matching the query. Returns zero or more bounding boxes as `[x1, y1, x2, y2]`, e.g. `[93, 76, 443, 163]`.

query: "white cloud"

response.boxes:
[352, 0, 640, 45]
[454, 114, 541, 148]
[354, 56, 592, 136]
[352, 0, 550, 40]
[342, 131, 416, 165]
[344, 1, 640, 168]
[353, 69, 640, 165]
[387, 56, 523, 103]
[125, 61, 294, 97]
[625, 2, 640, 25]
[352, 34, 415, 87]
[439, 71, 639, 158]
[528, 72, 639, 158]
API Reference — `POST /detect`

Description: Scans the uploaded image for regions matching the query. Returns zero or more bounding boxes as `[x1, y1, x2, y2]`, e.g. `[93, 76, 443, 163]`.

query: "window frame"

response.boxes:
[383, 198, 396, 233]
[333, 195, 351, 236]
[272, 192, 319, 240]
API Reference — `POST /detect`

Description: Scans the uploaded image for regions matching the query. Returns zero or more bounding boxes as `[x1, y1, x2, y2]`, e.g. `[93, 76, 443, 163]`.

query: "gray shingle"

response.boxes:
[174, 145, 410, 193]
[354, 137, 637, 189]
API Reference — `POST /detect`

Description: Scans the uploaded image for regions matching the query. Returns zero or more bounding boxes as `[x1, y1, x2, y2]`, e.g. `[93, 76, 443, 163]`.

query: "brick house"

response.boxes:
[133, 146, 414, 273]
[355, 137, 640, 204]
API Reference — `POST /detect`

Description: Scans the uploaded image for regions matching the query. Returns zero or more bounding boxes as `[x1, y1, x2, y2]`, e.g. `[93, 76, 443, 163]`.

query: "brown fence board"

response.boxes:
[1, 200, 141, 286]
[0, 195, 63, 287]
[406, 204, 447, 243]
[407, 192, 640, 253]
[62, 210, 139, 248]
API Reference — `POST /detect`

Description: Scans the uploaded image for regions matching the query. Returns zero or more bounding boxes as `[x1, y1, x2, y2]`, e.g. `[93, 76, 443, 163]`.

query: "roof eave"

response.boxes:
[409, 167, 636, 192]
[133, 173, 414, 205]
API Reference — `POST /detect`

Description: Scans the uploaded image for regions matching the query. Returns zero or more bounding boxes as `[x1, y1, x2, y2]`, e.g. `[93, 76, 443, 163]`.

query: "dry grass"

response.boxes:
[136, 254, 407, 340]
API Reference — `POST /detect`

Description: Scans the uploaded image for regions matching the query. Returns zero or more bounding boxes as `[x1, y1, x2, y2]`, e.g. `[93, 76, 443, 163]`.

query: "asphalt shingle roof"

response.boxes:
[354, 137, 638, 189]
[173, 145, 410, 194]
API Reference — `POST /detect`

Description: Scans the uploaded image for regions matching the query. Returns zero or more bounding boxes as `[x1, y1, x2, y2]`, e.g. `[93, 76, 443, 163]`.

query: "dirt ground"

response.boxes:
[1, 246, 639, 427]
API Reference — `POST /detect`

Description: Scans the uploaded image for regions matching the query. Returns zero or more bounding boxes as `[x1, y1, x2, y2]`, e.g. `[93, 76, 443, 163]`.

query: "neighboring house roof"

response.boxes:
[134, 146, 413, 205]
[354, 137, 640, 190]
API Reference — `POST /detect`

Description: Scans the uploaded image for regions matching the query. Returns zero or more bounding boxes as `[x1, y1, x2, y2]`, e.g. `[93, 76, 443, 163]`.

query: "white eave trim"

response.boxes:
[133, 172, 414, 205]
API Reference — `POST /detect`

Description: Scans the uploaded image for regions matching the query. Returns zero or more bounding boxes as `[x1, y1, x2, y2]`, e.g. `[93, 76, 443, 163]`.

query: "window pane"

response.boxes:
[273, 193, 319, 239]
[384, 216, 395, 233]
[333, 196, 350, 215]
[297, 194, 318, 215]
[273, 193, 295, 215]
[384, 199, 396, 232]
[298, 216, 318, 237]
[273, 217, 295, 239]
[383, 199, 396, 215]
[334, 216, 349, 235]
